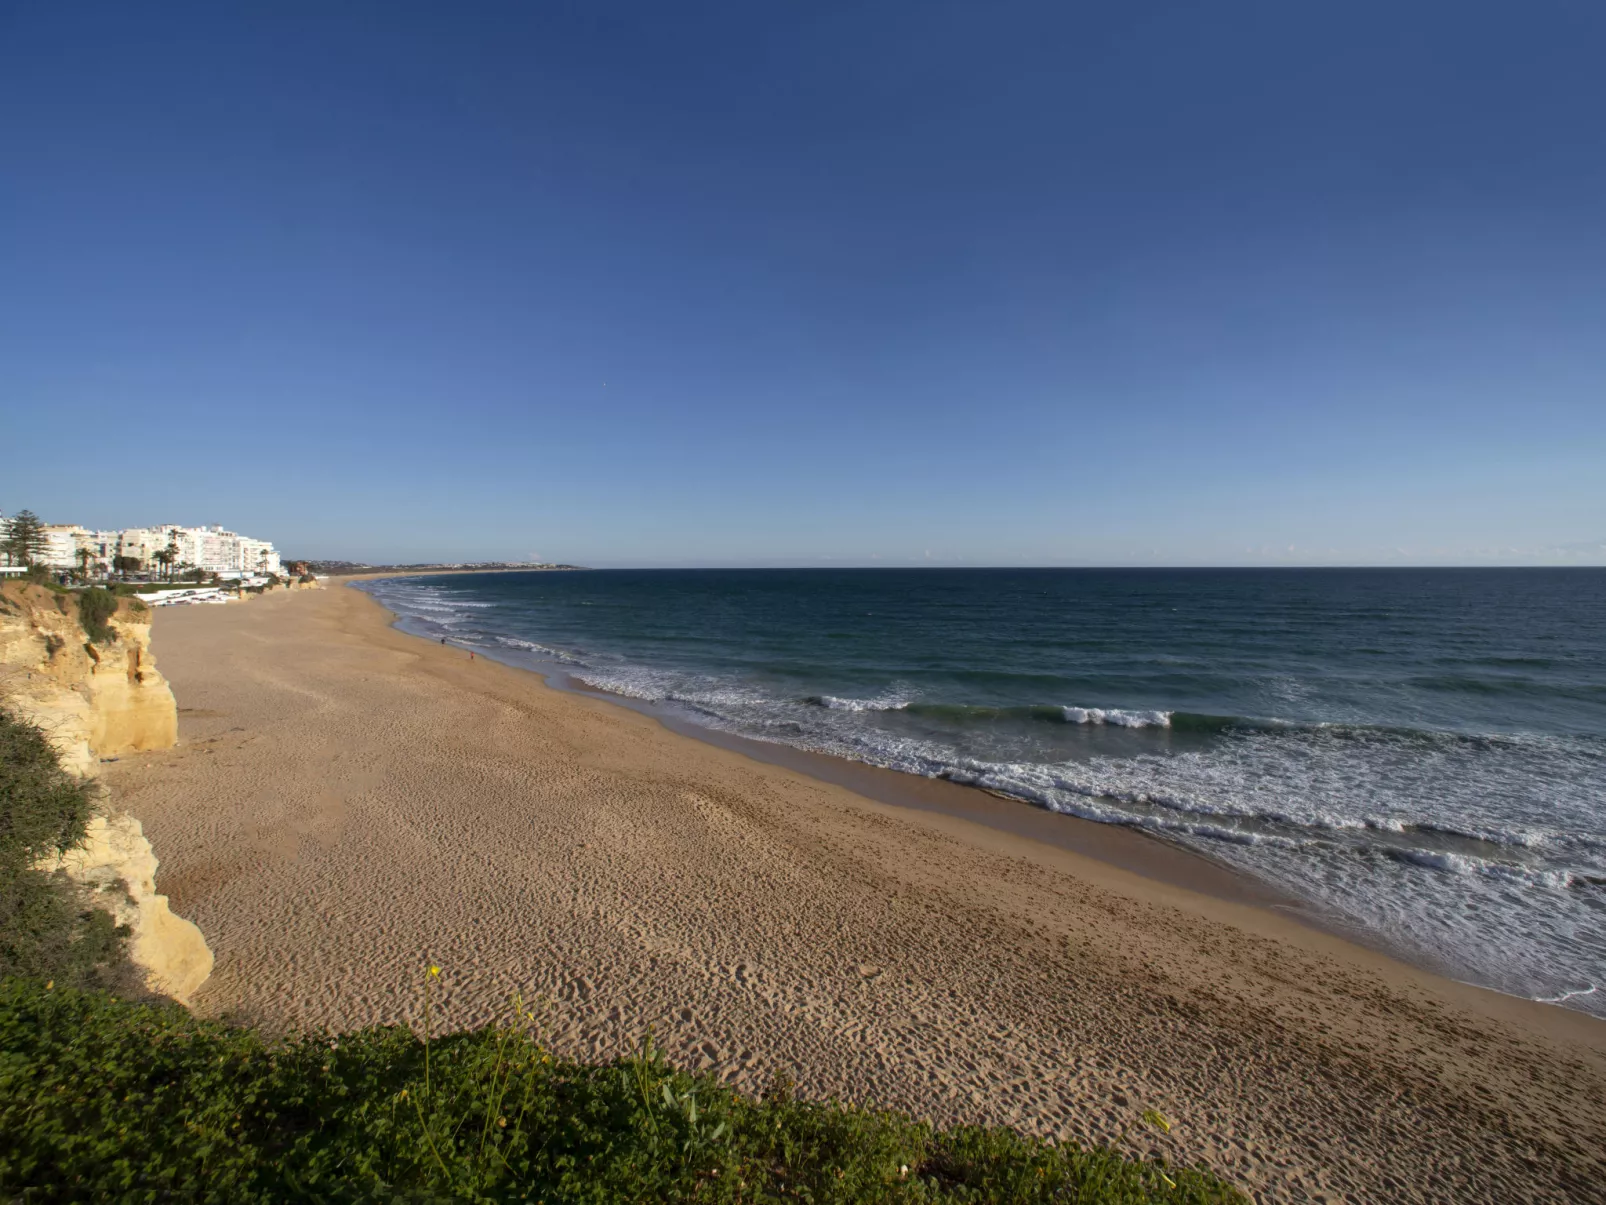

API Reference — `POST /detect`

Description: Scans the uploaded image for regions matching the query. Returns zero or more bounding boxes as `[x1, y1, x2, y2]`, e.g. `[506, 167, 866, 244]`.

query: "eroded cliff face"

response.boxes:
[2, 582, 208, 1003]
[37, 814, 214, 1004]
[0, 583, 177, 776]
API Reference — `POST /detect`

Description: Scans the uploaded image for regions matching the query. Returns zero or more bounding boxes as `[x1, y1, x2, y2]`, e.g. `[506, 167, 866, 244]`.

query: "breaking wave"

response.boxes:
[1062, 706, 1172, 728]
[807, 694, 911, 712]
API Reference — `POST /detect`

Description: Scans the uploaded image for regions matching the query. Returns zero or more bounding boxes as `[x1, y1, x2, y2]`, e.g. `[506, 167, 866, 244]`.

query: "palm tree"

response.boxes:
[75, 547, 95, 582]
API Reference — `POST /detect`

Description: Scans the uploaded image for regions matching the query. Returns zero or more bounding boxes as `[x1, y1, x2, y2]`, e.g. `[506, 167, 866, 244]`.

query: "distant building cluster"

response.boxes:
[0, 513, 282, 580]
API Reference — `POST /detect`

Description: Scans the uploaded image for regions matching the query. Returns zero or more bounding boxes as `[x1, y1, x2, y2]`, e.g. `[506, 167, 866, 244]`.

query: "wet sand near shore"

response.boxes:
[103, 581, 1606, 1203]
[556, 673, 1296, 908]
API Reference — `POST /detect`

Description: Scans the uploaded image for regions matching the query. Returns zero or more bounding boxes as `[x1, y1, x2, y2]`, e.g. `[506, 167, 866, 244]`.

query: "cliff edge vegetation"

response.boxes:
[0, 975, 1241, 1204]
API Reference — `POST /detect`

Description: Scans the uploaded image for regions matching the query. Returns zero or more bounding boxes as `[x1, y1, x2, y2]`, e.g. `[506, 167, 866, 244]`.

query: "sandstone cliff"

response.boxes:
[2, 582, 208, 1002]
[37, 814, 214, 1004]
[0, 582, 177, 776]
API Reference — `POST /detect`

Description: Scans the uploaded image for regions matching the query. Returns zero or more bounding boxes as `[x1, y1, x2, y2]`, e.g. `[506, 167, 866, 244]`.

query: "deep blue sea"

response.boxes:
[363, 568, 1606, 1016]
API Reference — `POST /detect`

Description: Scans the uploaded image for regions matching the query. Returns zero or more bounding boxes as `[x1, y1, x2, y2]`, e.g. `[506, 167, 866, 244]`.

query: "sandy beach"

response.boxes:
[101, 581, 1606, 1204]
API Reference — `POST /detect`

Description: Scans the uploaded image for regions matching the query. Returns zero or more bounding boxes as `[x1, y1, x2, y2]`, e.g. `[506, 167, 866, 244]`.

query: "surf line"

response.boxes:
[1534, 984, 1598, 1005]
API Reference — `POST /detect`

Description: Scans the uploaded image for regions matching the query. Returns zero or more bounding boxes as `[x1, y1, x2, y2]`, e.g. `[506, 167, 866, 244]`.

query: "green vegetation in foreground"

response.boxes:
[0, 976, 1241, 1204]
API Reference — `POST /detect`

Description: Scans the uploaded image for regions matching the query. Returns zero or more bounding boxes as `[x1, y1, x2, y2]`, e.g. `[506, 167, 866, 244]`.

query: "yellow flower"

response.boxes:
[428, 965, 441, 978]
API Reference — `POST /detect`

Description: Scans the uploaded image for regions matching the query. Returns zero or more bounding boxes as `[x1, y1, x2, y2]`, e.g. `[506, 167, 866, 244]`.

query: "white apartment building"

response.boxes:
[237, 535, 281, 577]
[40, 525, 89, 570]
[73, 529, 122, 575]
[25, 524, 124, 574]
[131, 524, 284, 577]
[164, 526, 212, 573]
[115, 527, 168, 569]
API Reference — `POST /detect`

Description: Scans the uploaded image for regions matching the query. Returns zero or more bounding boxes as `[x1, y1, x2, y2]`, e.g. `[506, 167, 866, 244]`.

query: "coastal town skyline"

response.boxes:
[0, 509, 283, 579]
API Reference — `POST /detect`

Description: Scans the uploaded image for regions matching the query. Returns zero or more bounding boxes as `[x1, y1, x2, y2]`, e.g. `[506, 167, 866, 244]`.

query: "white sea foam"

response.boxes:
[571, 670, 666, 702]
[1061, 706, 1172, 728]
[495, 635, 581, 663]
[1389, 848, 1583, 890]
[573, 666, 772, 713]
[389, 595, 496, 611]
[1535, 984, 1599, 1005]
[816, 694, 910, 712]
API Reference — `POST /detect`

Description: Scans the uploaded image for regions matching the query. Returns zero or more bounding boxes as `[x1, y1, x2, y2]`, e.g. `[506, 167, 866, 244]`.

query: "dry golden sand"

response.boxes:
[103, 582, 1606, 1204]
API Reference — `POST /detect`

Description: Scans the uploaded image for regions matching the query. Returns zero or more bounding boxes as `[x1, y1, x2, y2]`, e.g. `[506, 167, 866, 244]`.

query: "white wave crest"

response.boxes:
[1389, 848, 1583, 890]
[573, 668, 770, 712]
[572, 671, 664, 702]
[495, 635, 581, 663]
[816, 694, 910, 712]
[1061, 706, 1172, 728]
[1534, 984, 1598, 1005]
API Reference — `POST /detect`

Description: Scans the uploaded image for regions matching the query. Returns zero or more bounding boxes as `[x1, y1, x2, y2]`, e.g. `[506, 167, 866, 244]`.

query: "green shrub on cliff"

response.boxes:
[0, 977, 1241, 1204]
[0, 710, 91, 866]
[0, 709, 130, 990]
[75, 587, 119, 645]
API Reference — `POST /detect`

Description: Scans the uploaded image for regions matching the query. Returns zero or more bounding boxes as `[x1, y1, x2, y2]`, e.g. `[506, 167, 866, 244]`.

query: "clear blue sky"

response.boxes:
[3, 1, 1602, 566]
